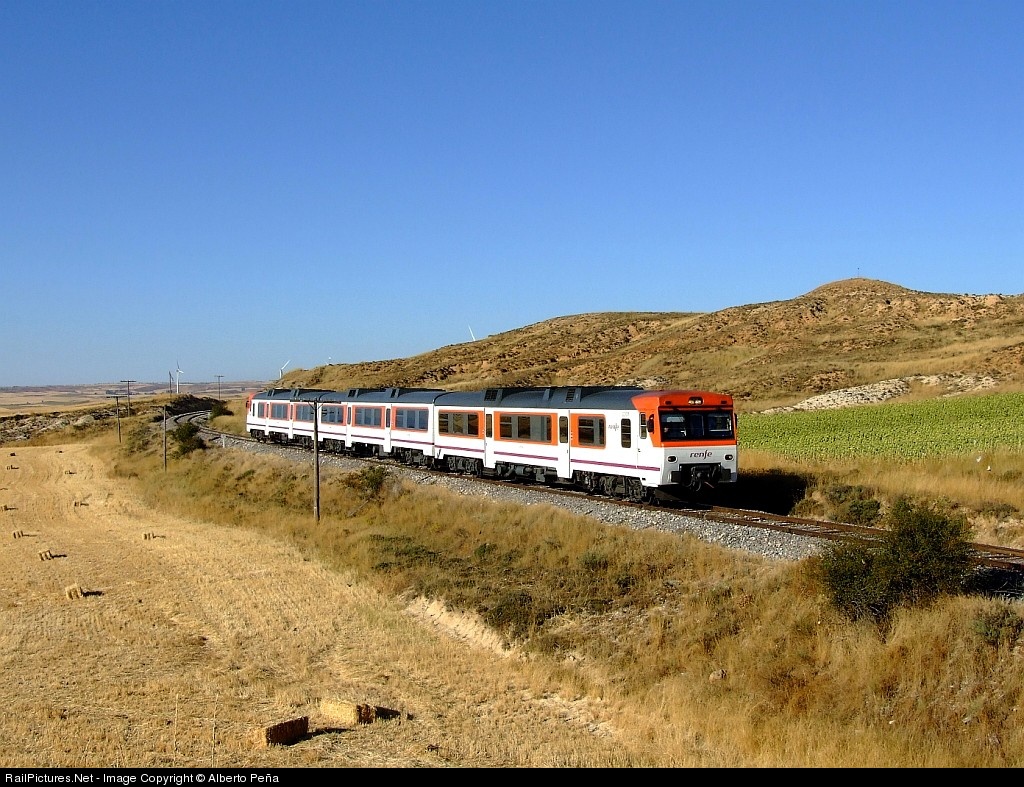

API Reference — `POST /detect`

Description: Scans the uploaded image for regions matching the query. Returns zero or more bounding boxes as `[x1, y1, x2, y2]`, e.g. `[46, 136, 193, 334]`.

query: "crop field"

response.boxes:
[739, 392, 1024, 460]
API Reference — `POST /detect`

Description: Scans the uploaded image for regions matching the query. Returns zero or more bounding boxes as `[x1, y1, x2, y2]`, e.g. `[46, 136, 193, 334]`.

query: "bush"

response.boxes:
[210, 402, 232, 418]
[343, 465, 391, 501]
[813, 498, 973, 623]
[171, 422, 206, 456]
[972, 605, 1024, 649]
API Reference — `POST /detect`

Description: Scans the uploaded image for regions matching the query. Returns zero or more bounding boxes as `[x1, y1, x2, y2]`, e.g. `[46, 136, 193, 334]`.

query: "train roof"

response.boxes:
[435, 386, 646, 410]
[251, 385, 733, 409]
[250, 387, 333, 402]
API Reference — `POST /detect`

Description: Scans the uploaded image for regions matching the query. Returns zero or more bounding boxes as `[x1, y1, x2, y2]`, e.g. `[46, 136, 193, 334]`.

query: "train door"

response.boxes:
[556, 413, 571, 479]
[483, 410, 496, 472]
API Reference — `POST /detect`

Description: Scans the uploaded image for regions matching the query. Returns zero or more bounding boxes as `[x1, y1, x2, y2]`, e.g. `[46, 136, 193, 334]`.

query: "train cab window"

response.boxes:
[559, 416, 568, 443]
[577, 416, 605, 447]
[621, 418, 631, 448]
[707, 413, 733, 436]
[660, 412, 688, 441]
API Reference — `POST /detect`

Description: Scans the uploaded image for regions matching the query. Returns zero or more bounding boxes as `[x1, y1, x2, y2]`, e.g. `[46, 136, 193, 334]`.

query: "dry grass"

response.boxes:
[28, 419, 1012, 767]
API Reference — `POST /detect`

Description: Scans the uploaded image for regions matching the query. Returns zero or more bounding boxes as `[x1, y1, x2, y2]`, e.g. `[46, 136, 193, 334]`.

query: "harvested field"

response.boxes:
[0, 444, 650, 768]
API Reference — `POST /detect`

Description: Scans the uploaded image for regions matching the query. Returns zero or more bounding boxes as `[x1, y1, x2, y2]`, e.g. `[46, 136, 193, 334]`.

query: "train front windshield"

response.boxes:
[658, 410, 734, 441]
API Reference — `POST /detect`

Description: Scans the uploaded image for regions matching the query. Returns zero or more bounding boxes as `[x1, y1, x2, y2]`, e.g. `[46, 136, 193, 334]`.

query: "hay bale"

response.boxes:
[39, 549, 53, 561]
[319, 700, 401, 726]
[253, 716, 309, 748]
[65, 584, 82, 600]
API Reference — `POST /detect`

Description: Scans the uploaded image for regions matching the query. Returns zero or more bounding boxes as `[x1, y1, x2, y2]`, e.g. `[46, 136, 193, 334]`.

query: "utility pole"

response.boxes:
[120, 379, 136, 417]
[215, 375, 224, 399]
[162, 405, 167, 471]
[312, 398, 321, 522]
[107, 395, 122, 443]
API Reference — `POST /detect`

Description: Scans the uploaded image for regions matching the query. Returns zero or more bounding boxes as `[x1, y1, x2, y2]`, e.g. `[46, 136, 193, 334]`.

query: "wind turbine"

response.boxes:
[174, 361, 184, 394]
[279, 359, 290, 381]
[468, 325, 477, 341]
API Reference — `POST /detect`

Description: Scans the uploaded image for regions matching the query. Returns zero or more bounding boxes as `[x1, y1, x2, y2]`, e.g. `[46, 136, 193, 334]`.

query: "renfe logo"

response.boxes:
[689, 449, 713, 459]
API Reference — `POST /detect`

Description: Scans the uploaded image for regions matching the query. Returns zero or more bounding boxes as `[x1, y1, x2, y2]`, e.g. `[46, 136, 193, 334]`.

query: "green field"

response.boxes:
[738, 392, 1024, 460]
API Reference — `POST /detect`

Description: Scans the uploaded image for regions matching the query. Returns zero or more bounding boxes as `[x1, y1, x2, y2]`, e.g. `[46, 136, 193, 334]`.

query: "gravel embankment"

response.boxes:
[211, 432, 824, 563]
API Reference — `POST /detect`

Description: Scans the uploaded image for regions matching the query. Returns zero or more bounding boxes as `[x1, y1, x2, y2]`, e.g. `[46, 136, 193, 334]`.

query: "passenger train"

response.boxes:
[245, 385, 738, 502]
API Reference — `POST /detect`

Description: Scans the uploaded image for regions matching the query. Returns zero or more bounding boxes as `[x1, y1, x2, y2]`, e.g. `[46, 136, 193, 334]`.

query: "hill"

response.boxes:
[280, 278, 1024, 410]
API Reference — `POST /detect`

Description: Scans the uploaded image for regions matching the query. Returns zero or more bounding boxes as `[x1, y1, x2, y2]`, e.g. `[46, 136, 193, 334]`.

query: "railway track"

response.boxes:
[176, 411, 1024, 577]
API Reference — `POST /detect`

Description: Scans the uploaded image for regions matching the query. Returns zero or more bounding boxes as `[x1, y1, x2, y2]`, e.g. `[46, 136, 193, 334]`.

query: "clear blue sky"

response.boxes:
[2, 0, 1022, 387]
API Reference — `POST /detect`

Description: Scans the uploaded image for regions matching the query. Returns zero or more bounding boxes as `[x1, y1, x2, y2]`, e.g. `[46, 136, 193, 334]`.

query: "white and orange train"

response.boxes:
[245, 385, 738, 502]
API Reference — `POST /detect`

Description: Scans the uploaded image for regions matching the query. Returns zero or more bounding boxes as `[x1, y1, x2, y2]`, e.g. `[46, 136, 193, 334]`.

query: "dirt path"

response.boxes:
[0, 445, 636, 768]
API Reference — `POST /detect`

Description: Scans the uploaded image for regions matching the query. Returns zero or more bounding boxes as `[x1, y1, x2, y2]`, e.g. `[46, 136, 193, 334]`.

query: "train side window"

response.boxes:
[386, 409, 391, 428]
[559, 416, 568, 443]
[577, 417, 605, 447]
[500, 414, 552, 442]
[354, 407, 382, 427]
[621, 418, 631, 448]
[486, 413, 492, 438]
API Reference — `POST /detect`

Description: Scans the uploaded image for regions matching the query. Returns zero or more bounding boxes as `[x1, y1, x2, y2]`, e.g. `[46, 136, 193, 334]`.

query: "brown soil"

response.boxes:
[0, 445, 632, 768]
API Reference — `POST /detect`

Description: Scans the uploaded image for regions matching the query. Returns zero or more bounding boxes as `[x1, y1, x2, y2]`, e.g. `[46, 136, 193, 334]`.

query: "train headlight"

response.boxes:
[725, 454, 733, 460]
[667, 455, 676, 462]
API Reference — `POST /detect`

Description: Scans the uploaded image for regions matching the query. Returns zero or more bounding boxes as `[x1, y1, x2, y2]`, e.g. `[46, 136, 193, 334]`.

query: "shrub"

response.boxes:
[210, 402, 232, 418]
[812, 498, 973, 623]
[171, 422, 206, 456]
[343, 465, 391, 501]
[972, 605, 1024, 649]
